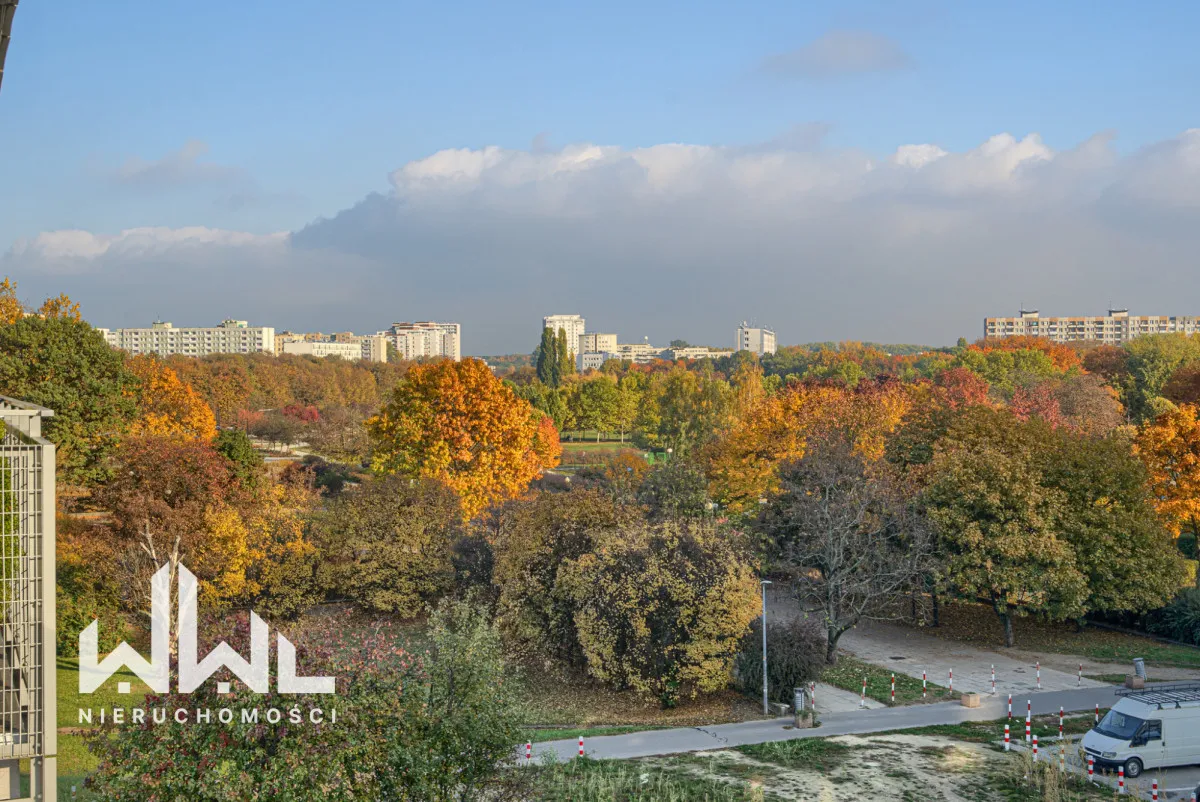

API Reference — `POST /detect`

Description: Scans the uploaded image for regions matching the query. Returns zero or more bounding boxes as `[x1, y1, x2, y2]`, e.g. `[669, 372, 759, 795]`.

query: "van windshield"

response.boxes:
[1095, 709, 1146, 741]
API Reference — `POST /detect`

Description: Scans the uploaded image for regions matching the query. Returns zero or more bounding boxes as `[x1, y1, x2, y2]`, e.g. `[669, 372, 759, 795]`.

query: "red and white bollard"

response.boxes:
[810, 682, 816, 710]
[1004, 724, 1010, 751]
[922, 670, 927, 699]
[526, 742, 532, 761]
[1027, 699, 1032, 719]
[578, 736, 584, 758]
[1152, 780, 1158, 801]
[991, 664, 996, 695]
[948, 668, 953, 693]
[860, 676, 866, 708]
[1036, 661, 1041, 690]
[1118, 765, 1124, 794]
[1032, 734, 1038, 762]
[1008, 693, 1012, 720]
[891, 673, 896, 704]
[1087, 755, 1094, 782]
[1078, 663, 1082, 686]
[1058, 706, 1064, 740]
[1095, 704, 1100, 724]
[1025, 714, 1031, 743]
[1059, 745, 1065, 773]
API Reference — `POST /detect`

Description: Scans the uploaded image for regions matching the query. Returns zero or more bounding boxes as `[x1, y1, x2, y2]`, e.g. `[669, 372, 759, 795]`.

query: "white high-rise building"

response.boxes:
[99, 319, 275, 357]
[579, 332, 617, 355]
[543, 314, 586, 358]
[383, 321, 461, 361]
[736, 322, 777, 356]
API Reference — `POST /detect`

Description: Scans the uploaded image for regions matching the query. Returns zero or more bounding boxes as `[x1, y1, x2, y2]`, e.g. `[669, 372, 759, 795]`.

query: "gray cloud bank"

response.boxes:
[5, 129, 1200, 354]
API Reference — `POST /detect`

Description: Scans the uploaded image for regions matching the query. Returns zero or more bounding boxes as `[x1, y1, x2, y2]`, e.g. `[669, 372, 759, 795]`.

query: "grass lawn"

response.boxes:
[736, 737, 851, 771]
[890, 711, 1105, 744]
[526, 758, 765, 801]
[907, 600, 1200, 669]
[514, 660, 766, 728]
[822, 654, 956, 705]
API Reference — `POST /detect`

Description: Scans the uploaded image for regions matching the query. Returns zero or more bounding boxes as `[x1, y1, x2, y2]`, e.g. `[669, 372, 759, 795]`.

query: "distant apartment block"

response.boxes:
[984, 309, 1200, 344]
[736, 322, 777, 356]
[282, 341, 364, 361]
[664, 346, 735, 361]
[331, 332, 389, 362]
[383, 321, 461, 361]
[99, 319, 275, 357]
[578, 332, 617, 355]
[543, 314, 586, 358]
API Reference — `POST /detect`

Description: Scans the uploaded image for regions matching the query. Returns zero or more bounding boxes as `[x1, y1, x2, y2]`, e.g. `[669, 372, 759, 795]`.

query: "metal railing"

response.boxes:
[0, 396, 56, 800]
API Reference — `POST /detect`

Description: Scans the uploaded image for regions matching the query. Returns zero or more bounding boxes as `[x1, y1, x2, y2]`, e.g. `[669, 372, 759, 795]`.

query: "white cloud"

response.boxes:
[760, 31, 914, 80]
[6, 129, 1200, 351]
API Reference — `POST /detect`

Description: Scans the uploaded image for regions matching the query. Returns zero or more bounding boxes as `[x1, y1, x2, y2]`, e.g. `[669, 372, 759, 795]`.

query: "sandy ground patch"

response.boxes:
[664, 733, 997, 801]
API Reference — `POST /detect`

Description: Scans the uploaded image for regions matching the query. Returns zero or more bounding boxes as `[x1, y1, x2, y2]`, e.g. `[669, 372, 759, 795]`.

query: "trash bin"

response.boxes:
[1133, 658, 1146, 680]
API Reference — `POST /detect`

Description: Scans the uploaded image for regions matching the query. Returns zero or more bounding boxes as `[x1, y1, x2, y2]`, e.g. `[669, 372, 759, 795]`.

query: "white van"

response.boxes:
[1081, 682, 1200, 779]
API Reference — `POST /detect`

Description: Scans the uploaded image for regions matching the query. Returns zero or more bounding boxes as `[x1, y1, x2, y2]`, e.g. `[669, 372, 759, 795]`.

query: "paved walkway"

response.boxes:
[530, 686, 1123, 762]
[838, 618, 1108, 696]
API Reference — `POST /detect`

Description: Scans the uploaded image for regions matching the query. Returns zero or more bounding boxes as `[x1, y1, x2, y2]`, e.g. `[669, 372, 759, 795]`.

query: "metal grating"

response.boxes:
[1114, 680, 1200, 708]
[0, 396, 55, 800]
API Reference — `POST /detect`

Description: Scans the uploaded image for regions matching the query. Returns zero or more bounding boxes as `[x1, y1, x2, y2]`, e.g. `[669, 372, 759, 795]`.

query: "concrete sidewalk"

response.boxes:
[530, 685, 1123, 762]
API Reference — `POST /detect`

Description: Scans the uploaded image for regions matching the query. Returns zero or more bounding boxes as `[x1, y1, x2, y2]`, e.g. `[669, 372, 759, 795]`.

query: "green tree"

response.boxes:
[314, 476, 461, 615]
[573, 376, 620, 439]
[213, 428, 264, 490]
[1041, 430, 1188, 616]
[556, 327, 574, 379]
[536, 327, 560, 387]
[638, 461, 709, 522]
[0, 316, 137, 484]
[925, 408, 1088, 647]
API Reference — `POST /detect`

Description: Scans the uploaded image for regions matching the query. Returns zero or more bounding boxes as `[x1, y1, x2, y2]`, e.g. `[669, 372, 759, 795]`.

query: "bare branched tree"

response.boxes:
[761, 433, 935, 663]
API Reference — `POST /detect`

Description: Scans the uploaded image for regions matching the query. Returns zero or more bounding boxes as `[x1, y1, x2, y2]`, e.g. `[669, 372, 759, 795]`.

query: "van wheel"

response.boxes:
[1124, 758, 1143, 779]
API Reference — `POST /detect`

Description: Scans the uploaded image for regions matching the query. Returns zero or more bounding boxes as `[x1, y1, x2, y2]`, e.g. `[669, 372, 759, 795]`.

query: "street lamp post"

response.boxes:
[761, 579, 772, 716]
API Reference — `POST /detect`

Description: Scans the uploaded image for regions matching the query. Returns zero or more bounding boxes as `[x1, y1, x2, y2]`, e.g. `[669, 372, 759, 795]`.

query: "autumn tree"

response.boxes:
[92, 436, 250, 613]
[636, 366, 733, 457]
[127, 354, 217, 440]
[0, 277, 23, 324]
[368, 358, 559, 518]
[492, 491, 640, 665]
[925, 408, 1088, 646]
[0, 315, 137, 484]
[1123, 334, 1200, 423]
[303, 405, 372, 463]
[213, 428, 264, 490]
[314, 476, 461, 615]
[638, 461, 710, 522]
[560, 520, 760, 706]
[1137, 404, 1200, 585]
[36, 293, 82, 321]
[761, 434, 935, 662]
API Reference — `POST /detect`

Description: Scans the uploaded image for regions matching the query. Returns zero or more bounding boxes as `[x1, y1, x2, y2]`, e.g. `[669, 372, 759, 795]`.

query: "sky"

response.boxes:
[2, 0, 1200, 354]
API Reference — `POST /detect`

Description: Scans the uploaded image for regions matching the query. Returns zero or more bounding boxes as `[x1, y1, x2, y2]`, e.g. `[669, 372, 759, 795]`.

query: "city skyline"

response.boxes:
[4, 2, 1200, 353]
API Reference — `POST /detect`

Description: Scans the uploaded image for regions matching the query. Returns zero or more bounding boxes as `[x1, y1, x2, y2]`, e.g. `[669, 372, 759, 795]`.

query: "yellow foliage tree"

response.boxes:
[36, 293, 83, 321]
[706, 379, 910, 512]
[127, 355, 218, 440]
[0, 277, 23, 324]
[368, 358, 560, 518]
[1137, 404, 1200, 584]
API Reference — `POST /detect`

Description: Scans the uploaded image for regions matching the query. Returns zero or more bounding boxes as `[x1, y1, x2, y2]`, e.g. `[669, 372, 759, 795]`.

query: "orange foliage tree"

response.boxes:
[970, 335, 1083, 372]
[1137, 404, 1200, 584]
[127, 355, 217, 440]
[0, 277, 23, 324]
[368, 358, 561, 518]
[706, 378, 910, 512]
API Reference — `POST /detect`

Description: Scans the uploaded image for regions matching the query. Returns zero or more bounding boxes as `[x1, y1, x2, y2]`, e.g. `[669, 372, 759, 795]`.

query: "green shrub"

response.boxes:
[1148, 588, 1200, 645]
[734, 616, 827, 705]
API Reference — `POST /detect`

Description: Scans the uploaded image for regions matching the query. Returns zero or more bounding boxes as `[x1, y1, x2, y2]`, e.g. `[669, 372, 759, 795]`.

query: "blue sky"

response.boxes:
[3, 1, 1200, 352]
